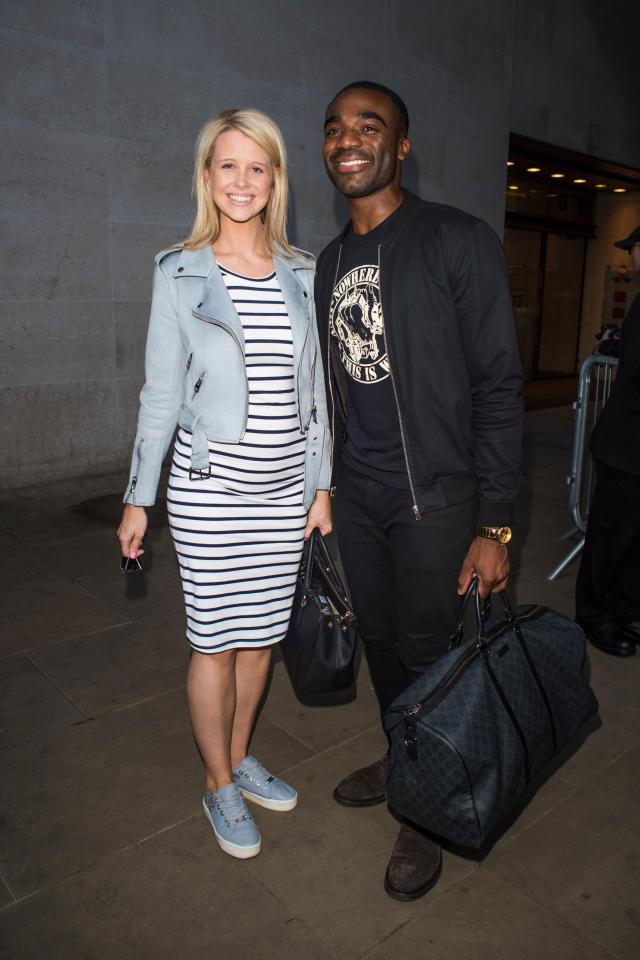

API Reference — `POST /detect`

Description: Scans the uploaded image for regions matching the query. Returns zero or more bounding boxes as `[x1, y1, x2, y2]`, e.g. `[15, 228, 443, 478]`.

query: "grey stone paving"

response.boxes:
[0, 409, 638, 960]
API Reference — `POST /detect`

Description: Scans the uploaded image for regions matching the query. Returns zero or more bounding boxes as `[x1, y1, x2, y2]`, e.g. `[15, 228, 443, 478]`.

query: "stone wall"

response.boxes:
[1, 0, 638, 487]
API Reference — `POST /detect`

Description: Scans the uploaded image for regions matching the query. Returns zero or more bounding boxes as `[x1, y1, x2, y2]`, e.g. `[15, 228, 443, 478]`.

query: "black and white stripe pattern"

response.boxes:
[168, 268, 307, 653]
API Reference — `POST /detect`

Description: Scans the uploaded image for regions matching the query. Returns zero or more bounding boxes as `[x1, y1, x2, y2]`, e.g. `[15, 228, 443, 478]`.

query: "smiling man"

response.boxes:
[315, 81, 524, 901]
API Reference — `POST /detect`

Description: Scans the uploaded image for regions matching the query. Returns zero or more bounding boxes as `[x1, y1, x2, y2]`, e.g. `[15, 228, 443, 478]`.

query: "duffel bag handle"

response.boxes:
[449, 576, 507, 649]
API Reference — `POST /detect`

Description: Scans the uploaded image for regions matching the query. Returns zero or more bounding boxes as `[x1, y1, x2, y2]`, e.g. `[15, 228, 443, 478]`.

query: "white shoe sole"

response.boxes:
[202, 799, 261, 859]
[238, 788, 298, 812]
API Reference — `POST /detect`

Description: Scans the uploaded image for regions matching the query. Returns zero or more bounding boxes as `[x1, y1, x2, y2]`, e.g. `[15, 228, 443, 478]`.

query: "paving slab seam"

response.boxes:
[479, 864, 626, 960]
[0, 887, 42, 917]
[8, 609, 131, 658]
[562, 740, 639, 790]
[71, 577, 139, 622]
[356, 865, 482, 960]
[106, 684, 187, 716]
[0, 871, 18, 905]
[0, 812, 204, 916]
[259, 717, 321, 757]
[490, 783, 581, 853]
[112, 603, 185, 626]
[249, 873, 342, 960]
[23, 650, 92, 719]
[275, 722, 382, 776]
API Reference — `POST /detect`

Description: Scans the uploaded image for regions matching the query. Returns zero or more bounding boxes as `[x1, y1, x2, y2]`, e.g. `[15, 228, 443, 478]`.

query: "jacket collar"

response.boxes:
[178, 245, 311, 341]
[171, 244, 312, 279]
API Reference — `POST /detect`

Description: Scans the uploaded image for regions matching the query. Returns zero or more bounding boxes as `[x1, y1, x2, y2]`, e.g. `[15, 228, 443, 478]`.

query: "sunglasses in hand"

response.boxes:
[120, 555, 143, 573]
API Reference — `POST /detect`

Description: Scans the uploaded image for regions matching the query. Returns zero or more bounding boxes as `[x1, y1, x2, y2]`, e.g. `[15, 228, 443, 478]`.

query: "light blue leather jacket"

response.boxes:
[124, 244, 332, 510]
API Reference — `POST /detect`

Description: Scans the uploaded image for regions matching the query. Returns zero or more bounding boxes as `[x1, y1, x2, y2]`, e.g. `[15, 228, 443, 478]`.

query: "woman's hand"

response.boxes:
[117, 504, 148, 559]
[304, 490, 332, 540]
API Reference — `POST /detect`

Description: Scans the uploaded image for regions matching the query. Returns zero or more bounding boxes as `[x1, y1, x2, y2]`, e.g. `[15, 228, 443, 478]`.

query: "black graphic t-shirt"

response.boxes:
[330, 207, 408, 487]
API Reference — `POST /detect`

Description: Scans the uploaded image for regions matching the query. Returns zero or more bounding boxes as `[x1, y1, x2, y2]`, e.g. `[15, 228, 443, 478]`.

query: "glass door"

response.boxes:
[504, 228, 587, 380]
[504, 228, 543, 381]
[536, 234, 587, 377]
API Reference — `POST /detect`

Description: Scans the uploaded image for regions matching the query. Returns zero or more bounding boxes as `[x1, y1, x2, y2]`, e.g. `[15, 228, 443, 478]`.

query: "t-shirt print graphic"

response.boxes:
[330, 264, 390, 383]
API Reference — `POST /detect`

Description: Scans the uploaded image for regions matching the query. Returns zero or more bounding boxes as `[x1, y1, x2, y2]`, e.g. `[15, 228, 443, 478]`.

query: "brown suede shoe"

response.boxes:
[384, 824, 443, 901]
[333, 754, 390, 807]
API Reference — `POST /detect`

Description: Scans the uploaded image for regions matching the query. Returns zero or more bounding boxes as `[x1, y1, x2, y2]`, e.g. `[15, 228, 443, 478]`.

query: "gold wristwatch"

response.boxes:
[477, 525, 512, 545]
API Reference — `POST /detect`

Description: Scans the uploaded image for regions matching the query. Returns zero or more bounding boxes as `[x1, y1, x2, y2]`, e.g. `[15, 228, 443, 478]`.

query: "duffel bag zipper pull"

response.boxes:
[403, 705, 421, 760]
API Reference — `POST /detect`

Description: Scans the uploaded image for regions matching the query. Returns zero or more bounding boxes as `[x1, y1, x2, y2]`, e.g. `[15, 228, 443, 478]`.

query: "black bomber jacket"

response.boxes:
[315, 191, 524, 525]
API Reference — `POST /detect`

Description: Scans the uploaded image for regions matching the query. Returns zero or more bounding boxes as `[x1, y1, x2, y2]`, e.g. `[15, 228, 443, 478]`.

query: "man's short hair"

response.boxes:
[328, 81, 410, 136]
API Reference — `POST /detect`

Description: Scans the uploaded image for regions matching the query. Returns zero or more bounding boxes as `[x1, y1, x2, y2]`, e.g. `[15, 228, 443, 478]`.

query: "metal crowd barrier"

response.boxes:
[547, 353, 618, 581]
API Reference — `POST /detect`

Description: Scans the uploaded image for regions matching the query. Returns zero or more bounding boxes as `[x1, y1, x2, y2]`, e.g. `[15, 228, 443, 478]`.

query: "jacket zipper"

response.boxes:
[192, 371, 207, 399]
[297, 324, 311, 434]
[377, 244, 422, 520]
[326, 248, 342, 459]
[186, 352, 193, 371]
[128, 439, 144, 505]
[192, 311, 249, 432]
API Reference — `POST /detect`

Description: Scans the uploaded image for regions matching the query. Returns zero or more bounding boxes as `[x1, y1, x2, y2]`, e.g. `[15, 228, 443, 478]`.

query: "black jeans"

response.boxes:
[333, 461, 477, 717]
[575, 459, 640, 626]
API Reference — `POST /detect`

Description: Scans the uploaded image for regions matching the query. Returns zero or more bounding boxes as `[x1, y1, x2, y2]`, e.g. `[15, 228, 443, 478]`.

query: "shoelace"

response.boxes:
[216, 792, 252, 827]
[238, 759, 275, 788]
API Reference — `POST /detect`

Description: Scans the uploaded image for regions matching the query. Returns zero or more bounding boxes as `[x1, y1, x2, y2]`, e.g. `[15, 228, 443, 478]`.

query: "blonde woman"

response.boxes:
[117, 109, 332, 859]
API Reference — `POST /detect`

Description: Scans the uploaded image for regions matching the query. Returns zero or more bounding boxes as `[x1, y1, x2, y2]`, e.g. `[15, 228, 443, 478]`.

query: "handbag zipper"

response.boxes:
[377, 244, 422, 520]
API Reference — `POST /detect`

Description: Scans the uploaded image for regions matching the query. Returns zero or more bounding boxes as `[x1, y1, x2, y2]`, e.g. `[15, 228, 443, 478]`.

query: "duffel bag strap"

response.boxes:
[449, 577, 492, 649]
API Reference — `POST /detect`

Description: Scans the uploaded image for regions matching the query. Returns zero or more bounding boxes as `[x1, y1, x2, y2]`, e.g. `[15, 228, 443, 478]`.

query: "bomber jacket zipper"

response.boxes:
[377, 244, 422, 520]
[326, 249, 342, 454]
[192, 310, 249, 432]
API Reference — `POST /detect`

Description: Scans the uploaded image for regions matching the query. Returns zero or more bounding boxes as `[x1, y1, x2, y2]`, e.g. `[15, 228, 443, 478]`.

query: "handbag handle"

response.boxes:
[304, 529, 354, 619]
[313, 531, 351, 607]
[301, 530, 318, 593]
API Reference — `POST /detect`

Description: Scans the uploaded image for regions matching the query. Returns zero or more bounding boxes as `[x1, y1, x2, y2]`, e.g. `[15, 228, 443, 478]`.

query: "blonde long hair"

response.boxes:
[183, 108, 301, 260]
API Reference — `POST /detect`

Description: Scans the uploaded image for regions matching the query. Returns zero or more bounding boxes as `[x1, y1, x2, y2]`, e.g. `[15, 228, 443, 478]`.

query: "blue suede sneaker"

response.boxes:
[202, 783, 261, 859]
[233, 756, 298, 811]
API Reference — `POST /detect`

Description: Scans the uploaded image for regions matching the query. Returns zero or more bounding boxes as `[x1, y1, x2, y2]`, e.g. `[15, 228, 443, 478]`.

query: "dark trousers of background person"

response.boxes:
[575, 459, 640, 626]
[333, 461, 477, 718]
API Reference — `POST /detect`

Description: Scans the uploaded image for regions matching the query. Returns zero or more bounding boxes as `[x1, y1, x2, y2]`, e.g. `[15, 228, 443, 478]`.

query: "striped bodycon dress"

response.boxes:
[167, 267, 308, 653]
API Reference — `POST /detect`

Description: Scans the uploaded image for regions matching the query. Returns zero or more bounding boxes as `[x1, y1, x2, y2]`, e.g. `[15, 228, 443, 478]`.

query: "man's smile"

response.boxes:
[332, 155, 373, 172]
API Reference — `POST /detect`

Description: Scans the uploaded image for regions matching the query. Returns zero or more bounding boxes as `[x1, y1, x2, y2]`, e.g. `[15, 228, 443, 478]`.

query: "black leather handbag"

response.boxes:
[280, 530, 357, 699]
[384, 579, 599, 848]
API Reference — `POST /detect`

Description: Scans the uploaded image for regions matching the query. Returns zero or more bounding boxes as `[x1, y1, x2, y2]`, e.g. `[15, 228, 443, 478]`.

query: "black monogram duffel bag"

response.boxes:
[384, 579, 599, 848]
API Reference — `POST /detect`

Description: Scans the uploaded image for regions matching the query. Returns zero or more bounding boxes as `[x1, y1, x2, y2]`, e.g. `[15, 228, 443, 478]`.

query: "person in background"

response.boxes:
[576, 226, 640, 657]
[315, 81, 523, 901]
[117, 108, 331, 859]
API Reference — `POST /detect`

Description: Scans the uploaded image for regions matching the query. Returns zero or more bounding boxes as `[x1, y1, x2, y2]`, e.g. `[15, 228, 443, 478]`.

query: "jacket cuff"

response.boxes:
[477, 499, 514, 526]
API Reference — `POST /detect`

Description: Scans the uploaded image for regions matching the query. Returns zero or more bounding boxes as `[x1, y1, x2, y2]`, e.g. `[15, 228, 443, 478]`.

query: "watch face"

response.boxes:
[498, 527, 512, 544]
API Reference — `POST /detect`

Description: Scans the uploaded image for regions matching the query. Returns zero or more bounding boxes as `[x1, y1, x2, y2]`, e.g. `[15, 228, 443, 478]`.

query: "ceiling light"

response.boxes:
[526, 167, 541, 173]
[508, 185, 519, 191]
[551, 173, 565, 179]
[507, 161, 515, 166]
[613, 188, 627, 193]
[595, 183, 608, 189]
[573, 178, 587, 184]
